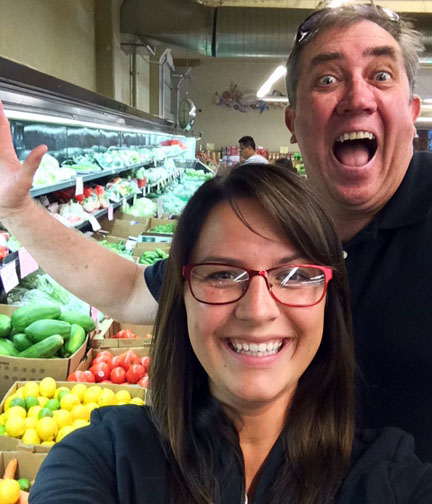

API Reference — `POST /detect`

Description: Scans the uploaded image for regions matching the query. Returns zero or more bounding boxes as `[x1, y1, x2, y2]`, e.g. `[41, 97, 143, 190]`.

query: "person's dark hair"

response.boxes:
[286, 4, 424, 108]
[274, 156, 297, 174]
[238, 135, 256, 150]
[150, 163, 355, 504]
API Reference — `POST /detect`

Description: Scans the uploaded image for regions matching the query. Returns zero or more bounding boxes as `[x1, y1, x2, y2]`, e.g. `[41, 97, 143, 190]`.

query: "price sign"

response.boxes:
[18, 247, 39, 278]
[88, 214, 101, 231]
[108, 204, 114, 221]
[0, 260, 19, 293]
[75, 176, 84, 196]
[157, 197, 163, 219]
[90, 306, 99, 324]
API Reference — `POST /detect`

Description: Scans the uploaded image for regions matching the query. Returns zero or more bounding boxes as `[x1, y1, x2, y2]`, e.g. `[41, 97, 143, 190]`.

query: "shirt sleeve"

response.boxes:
[144, 259, 168, 301]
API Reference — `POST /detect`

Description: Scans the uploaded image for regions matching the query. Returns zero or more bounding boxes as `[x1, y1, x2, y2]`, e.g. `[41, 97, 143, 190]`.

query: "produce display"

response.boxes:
[97, 240, 134, 261]
[0, 305, 94, 359]
[0, 458, 30, 504]
[138, 248, 169, 266]
[148, 223, 176, 234]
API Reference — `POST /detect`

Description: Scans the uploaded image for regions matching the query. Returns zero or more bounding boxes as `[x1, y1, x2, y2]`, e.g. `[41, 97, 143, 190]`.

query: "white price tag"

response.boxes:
[108, 205, 114, 221]
[157, 198, 163, 219]
[90, 306, 99, 324]
[75, 176, 84, 196]
[125, 239, 136, 252]
[18, 247, 38, 278]
[122, 198, 127, 211]
[133, 194, 137, 206]
[142, 187, 146, 197]
[0, 260, 19, 293]
[88, 214, 101, 231]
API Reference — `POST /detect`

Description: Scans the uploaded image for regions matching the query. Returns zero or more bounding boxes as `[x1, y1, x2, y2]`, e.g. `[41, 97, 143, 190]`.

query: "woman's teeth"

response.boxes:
[229, 341, 283, 357]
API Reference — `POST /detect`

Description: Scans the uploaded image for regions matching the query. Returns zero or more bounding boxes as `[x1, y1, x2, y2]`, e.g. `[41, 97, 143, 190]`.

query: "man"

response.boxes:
[0, 3, 431, 460]
[238, 135, 269, 164]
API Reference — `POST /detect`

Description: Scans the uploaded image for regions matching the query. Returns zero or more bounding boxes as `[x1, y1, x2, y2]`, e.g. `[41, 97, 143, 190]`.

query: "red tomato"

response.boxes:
[121, 350, 141, 370]
[93, 350, 114, 367]
[90, 362, 111, 382]
[126, 364, 146, 384]
[114, 329, 138, 339]
[141, 356, 150, 372]
[111, 355, 124, 368]
[67, 370, 96, 383]
[137, 375, 149, 388]
[110, 366, 126, 384]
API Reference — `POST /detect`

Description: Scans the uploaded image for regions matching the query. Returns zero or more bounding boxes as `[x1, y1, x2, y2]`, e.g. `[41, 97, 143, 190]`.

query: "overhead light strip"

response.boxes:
[257, 65, 287, 99]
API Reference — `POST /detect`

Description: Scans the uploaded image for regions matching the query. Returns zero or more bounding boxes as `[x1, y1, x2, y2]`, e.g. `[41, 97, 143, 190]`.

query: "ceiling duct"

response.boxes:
[120, 0, 432, 58]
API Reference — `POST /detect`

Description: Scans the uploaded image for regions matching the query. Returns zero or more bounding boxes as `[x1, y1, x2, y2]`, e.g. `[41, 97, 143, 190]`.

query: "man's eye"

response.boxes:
[318, 75, 336, 86]
[375, 71, 391, 82]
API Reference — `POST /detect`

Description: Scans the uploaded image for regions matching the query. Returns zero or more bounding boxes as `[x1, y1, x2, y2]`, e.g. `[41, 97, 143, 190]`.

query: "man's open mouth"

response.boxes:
[333, 131, 377, 167]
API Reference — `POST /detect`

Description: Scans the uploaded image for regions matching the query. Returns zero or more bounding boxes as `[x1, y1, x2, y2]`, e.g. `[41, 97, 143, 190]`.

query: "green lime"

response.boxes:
[24, 396, 39, 410]
[17, 478, 30, 492]
[57, 390, 70, 402]
[38, 407, 54, 419]
[10, 397, 26, 409]
[0, 425, 5, 435]
[44, 399, 60, 411]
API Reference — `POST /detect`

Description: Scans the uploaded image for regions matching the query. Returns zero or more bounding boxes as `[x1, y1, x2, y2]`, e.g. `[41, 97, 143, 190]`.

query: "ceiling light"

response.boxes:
[257, 66, 287, 99]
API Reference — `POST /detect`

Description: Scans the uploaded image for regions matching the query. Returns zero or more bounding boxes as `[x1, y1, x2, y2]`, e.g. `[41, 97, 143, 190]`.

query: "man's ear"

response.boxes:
[411, 94, 421, 124]
[284, 106, 297, 144]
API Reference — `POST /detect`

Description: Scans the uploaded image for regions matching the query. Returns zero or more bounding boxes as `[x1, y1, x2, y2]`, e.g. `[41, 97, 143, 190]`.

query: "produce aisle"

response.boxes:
[0, 80, 213, 503]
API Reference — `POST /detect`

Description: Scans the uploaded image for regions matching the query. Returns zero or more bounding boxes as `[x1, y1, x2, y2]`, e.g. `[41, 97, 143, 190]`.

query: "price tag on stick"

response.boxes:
[0, 260, 19, 293]
[18, 247, 39, 278]
[108, 205, 114, 221]
[88, 214, 101, 232]
[75, 176, 84, 196]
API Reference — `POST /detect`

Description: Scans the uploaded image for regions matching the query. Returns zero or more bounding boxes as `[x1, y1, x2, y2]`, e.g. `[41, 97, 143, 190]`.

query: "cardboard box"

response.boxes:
[91, 319, 153, 349]
[114, 212, 150, 225]
[0, 305, 89, 400]
[0, 379, 147, 452]
[98, 218, 149, 239]
[0, 450, 47, 480]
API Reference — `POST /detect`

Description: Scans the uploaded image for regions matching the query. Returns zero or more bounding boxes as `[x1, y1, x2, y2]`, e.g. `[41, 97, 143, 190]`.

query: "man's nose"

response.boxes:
[336, 77, 377, 115]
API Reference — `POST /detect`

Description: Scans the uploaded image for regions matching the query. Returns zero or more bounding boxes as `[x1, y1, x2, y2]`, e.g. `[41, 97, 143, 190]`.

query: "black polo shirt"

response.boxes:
[345, 150, 432, 461]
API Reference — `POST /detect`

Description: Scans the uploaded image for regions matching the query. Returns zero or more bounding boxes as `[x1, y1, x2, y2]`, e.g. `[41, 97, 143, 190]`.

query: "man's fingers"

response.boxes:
[0, 100, 17, 155]
[22, 144, 48, 177]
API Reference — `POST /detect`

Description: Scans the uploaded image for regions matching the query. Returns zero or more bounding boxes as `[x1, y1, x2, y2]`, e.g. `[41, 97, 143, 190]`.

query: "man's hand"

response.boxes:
[0, 101, 47, 219]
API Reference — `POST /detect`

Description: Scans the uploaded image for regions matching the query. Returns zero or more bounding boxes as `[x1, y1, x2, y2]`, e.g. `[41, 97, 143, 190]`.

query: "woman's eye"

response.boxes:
[318, 75, 336, 86]
[206, 271, 236, 281]
[375, 71, 391, 82]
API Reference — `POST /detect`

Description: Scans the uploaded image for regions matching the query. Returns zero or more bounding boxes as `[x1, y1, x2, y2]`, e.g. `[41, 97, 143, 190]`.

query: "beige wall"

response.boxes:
[184, 58, 299, 153]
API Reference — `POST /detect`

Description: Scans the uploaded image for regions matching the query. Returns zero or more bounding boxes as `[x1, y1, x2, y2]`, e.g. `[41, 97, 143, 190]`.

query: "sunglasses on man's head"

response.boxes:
[296, 3, 400, 45]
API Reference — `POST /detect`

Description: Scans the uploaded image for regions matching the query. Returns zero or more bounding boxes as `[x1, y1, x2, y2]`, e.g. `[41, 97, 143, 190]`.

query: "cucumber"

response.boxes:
[0, 314, 12, 339]
[58, 311, 96, 333]
[64, 324, 86, 357]
[0, 338, 19, 356]
[12, 333, 33, 352]
[18, 335, 64, 359]
[11, 304, 61, 333]
[25, 319, 71, 343]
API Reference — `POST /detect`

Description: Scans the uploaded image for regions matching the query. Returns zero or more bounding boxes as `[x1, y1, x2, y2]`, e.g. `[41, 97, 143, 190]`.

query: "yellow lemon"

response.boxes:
[40, 440, 55, 446]
[56, 425, 74, 443]
[21, 428, 41, 445]
[71, 404, 90, 422]
[39, 377, 57, 398]
[115, 390, 131, 403]
[53, 409, 73, 429]
[54, 386, 70, 401]
[3, 394, 17, 411]
[23, 381, 39, 399]
[0, 478, 21, 504]
[129, 397, 145, 406]
[72, 419, 89, 429]
[27, 405, 43, 419]
[5, 416, 26, 437]
[60, 393, 80, 411]
[83, 386, 102, 404]
[71, 383, 87, 402]
[25, 417, 37, 429]
[38, 396, 48, 408]
[98, 388, 117, 407]
[36, 417, 58, 442]
[15, 387, 25, 399]
[4, 406, 26, 421]
[0, 413, 5, 426]
[85, 402, 99, 415]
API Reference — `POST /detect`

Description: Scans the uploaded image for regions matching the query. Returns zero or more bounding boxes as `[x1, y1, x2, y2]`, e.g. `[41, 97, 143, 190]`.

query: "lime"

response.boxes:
[9, 397, 26, 410]
[0, 413, 4, 426]
[38, 407, 54, 419]
[21, 428, 41, 445]
[0, 425, 6, 435]
[0, 478, 21, 504]
[39, 377, 57, 398]
[24, 395, 39, 410]
[5, 416, 26, 437]
[36, 417, 58, 441]
[54, 386, 70, 400]
[44, 398, 60, 411]
[27, 405, 43, 419]
[17, 478, 30, 492]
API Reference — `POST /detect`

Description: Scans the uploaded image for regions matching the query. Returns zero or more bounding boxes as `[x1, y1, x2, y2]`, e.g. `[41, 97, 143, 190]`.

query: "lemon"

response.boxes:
[130, 397, 145, 406]
[40, 440, 55, 446]
[98, 388, 117, 407]
[15, 387, 25, 399]
[24, 396, 39, 410]
[4, 406, 26, 421]
[56, 425, 74, 443]
[5, 416, 26, 437]
[21, 428, 41, 445]
[53, 409, 73, 429]
[0, 425, 6, 435]
[71, 404, 90, 422]
[60, 393, 80, 411]
[23, 381, 39, 399]
[38, 407, 54, 419]
[9, 397, 26, 409]
[3, 394, 17, 411]
[71, 383, 87, 402]
[54, 386, 70, 401]
[25, 417, 37, 429]
[0, 413, 4, 426]
[85, 402, 99, 415]
[73, 419, 89, 429]
[38, 396, 48, 408]
[45, 398, 60, 411]
[115, 390, 131, 403]
[39, 377, 57, 398]
[0, 478, 21, 504]
[27, 405, 43, 419]
[36, 417, 58, 441]
[83, 386, 102, 404]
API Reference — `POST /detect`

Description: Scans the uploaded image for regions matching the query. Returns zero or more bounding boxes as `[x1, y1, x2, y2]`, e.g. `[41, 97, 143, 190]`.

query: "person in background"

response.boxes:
[274, 156, 297, 174]
[238, 135, 269, 164]
[29, 163, 432, 504]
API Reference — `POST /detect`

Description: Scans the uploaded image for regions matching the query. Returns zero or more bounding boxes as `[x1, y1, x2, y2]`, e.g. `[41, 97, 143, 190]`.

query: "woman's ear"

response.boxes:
[284, 106, 297, 144]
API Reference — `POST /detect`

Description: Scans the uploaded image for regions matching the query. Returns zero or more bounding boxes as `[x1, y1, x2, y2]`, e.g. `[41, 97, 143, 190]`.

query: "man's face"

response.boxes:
[239, 143, 254, 160]
[285, 21, 421, 223]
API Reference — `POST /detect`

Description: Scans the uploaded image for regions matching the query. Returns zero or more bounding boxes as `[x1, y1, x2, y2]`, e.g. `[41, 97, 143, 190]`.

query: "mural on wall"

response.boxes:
[212, 82, 286, 113]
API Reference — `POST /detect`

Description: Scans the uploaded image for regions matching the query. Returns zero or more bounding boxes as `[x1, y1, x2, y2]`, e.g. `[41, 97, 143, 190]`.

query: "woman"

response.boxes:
[30, 163, 432, 504]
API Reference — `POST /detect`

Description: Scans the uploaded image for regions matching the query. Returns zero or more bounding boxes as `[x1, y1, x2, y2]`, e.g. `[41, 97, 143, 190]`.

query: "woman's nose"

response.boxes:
[234, 274, 280, 323]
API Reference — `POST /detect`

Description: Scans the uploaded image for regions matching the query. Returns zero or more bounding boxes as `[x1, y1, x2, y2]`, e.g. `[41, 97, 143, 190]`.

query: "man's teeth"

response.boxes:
[229, 341, 283, 357]
[336, 131, 375, 143]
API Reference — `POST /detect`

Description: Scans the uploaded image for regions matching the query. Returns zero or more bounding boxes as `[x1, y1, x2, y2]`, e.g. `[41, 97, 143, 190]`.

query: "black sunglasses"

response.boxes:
[296, 3, 400, 45]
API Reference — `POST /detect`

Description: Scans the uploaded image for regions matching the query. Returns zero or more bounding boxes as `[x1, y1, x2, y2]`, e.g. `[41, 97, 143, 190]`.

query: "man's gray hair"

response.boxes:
[286, 5, 424, 108]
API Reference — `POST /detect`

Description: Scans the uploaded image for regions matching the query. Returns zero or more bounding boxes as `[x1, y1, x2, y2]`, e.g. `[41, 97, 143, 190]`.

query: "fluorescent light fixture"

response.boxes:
[422, 99, 432, 104]
[420, 57, 432, 67]
[328, 0, 345, 7]
[257, 66, 287, 99]
[261, 96, 289, 103]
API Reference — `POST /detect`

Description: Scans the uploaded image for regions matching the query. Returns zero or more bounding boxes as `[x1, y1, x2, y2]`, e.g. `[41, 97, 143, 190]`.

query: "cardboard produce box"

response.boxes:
[0, 304, 90, 399]
[98, 218, 149, 239]
[145, 217, 177, 236]
[0, 450, 47, 481]
[114, 212, 150, 225]
[91, 319, 153, 349]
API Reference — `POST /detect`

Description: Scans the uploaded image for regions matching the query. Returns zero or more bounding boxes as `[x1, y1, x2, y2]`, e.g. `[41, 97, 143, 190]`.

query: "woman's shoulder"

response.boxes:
[336, 427, 432, 503]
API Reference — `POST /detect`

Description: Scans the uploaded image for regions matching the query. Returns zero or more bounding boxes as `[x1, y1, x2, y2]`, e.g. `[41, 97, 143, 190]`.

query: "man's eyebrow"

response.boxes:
[309, 52, 343, 67]
[363, 45, 398, 59]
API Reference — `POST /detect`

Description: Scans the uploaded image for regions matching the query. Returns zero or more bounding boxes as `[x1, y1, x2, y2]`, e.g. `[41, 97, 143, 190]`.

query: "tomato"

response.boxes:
[114, 329, 138, 339]
[110, 366, 126, 384]
[67, 370, 96, 383]
[121, 350, 141, 370]
[93, 351, 114, 367]
[111, 355, 124, 368]
[89, 362, 111, 382]
[137, 375, 149, 388]
[126, 364, 146, 384]
[141, 356, 150, 372]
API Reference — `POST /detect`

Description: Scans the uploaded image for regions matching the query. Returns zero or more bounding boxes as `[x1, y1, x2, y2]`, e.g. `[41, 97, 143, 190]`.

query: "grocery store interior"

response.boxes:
[0, 0, 432, 497]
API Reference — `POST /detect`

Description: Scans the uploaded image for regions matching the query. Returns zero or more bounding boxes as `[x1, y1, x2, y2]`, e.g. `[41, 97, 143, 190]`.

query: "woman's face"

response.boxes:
[184, 199, 326, 413]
